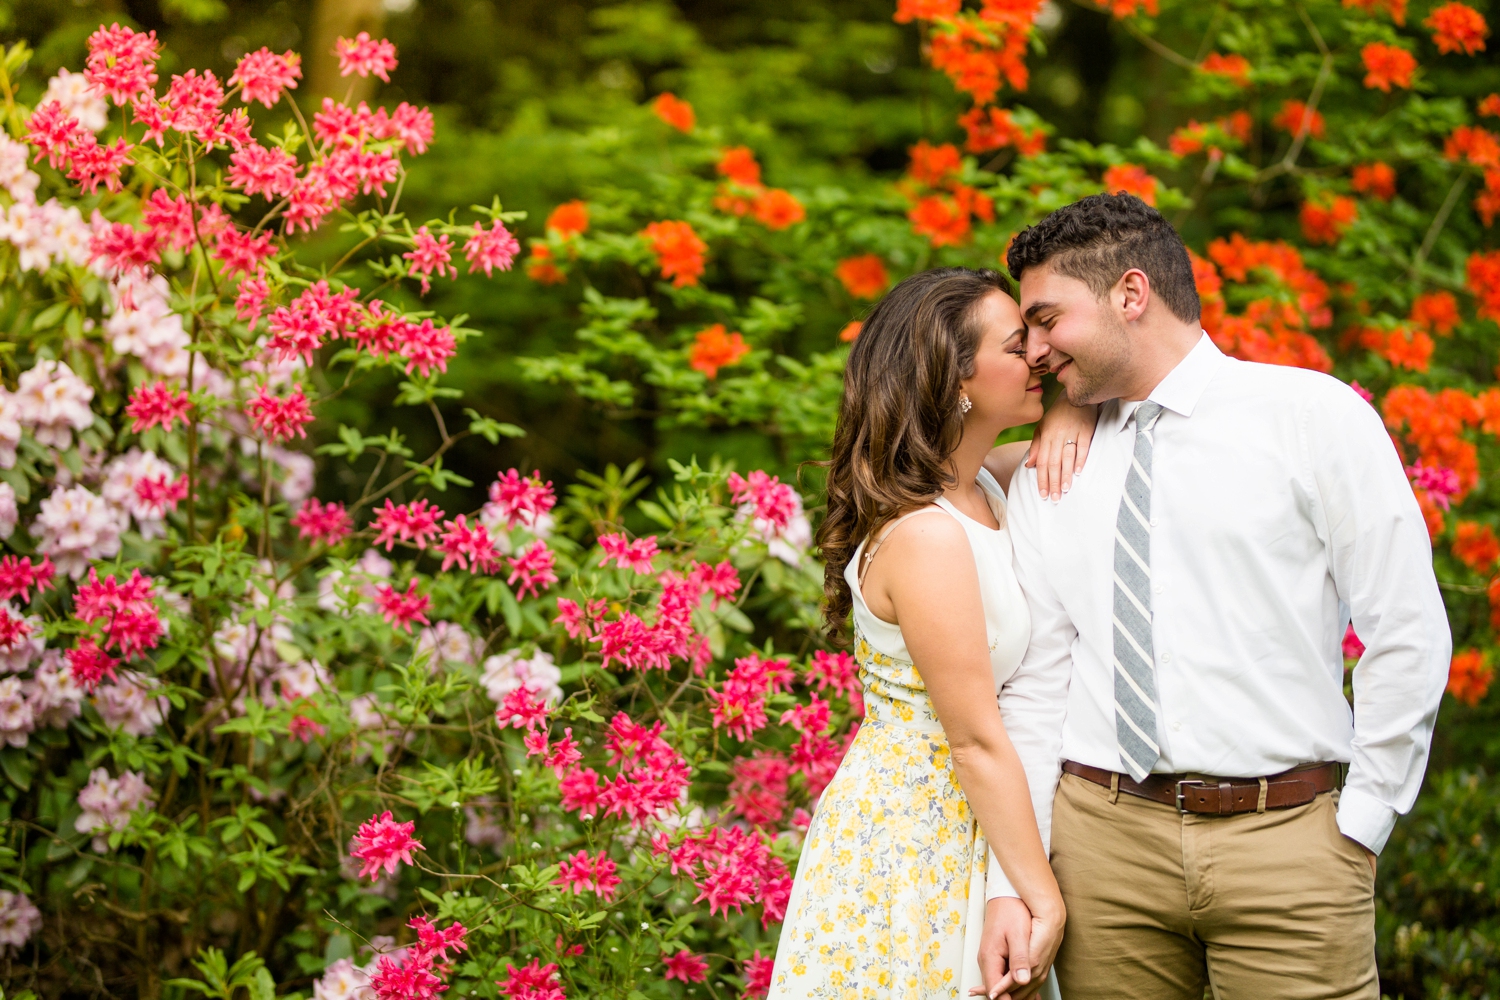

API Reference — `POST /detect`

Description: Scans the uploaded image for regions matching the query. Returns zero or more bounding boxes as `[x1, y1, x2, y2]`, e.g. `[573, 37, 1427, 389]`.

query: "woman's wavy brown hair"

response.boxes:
[816, 266, 1009, 637]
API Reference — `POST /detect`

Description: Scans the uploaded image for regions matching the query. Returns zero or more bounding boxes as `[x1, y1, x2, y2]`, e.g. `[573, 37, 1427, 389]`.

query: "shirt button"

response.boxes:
[1160, 651, 1173, 664]
[1154, 583, 1164, 595]
[1150, 517, 1159, 527]
[1172, 722, 1182, 733]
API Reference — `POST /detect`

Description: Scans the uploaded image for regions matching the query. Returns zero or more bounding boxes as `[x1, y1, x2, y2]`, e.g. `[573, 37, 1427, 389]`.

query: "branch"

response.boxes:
[1409, 172, 1470, 281]
[1120, 19, 1200, 71]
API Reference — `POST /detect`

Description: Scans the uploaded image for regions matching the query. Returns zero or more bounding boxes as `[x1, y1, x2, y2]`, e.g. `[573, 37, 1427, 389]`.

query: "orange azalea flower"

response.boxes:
[1351, 162, 1397, 200]
[1299, 195, 1357, 244]
[1481, 93, 1500, 117]
[688, 324, 750, 378]
[752, 189, 805, 230]
[1206, 234, 1332, 326]
[1100, 0, 1158, 17]
[1358, 325, 1434, 371]
[1426, 1, 1489, 55]
[928, 17, 1030, 103]
[1343, 0, 1408, 25]
[1272, 100, 1325, 139]
[1170, 122, 1209, 156]
[640, 219, 708, 287]
[1410, 290, 1460, 334]
[908, 140, 964, 186]
[909, 195, 972, 246]
[980, 0, 1046, 28]
[958, 106, 1045, 155]
[1447, 649, 1493, 706]
[1102, 163, 1158, 206]
[1383, 384, 1483, 502]
[1453, 521, 1500, 571]
[1220, 110, 1253, 144]
[1490, 574, 1500, 628]
[839, 320, 863, 342]
[836, 255, 890, 299]
[1361, 42, 1417, 91]
[1477, 183, 1500, 227]
[1476, 386, 1500, 435]
[1445, 124, 1500, 167]
[652, 92, 695, 132]
[894, 0, 961, 22]
[545, 200, 589, 238]
[717, 147, 761, 187]
[525, 244, 566, 285]
[1199, 53, 1251, 85]
[1466, 249, 1500, 320]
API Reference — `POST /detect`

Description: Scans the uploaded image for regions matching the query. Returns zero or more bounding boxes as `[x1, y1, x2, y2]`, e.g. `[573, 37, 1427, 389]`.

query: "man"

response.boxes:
[979, 193, 1450, 999]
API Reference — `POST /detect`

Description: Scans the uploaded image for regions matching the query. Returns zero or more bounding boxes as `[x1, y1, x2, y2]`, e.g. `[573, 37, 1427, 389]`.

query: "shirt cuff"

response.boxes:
[1336, 784, 1398, 856]
[985, 847, 1020, 900]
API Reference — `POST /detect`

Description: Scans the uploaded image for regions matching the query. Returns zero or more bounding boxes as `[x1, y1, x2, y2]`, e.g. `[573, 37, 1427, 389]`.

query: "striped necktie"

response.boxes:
[1113, 400, 1165, 782]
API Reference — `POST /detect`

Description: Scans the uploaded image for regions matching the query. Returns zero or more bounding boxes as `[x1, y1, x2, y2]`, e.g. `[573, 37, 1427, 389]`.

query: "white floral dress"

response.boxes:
[768, 470, 1033, 1000]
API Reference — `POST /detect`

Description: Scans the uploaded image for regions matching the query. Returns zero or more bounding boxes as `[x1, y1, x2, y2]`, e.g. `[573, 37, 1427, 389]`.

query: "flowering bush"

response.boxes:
[0, 26, 847, 1000]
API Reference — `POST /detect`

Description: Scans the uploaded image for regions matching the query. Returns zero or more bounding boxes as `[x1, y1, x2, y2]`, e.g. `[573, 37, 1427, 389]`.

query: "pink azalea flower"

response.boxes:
[372, 499, 443, 551]
[335, 32, 399, 81]
[597, 533, 660, 574]
[66, 135, 133, 194]
[436, 515, 500, 574]
[133, 473, 189, 519]
[245, 385, 315, 443]
[291, 498, 353, 546]
[690, 559, 741, 607]
[85, 23, 161, 105]
[403, 226, 456, 295]
[229, 48, 302, 108]
[728, 470, 799, 531]
[551, 849, 621, 901]
[742, 950, 776, 998]
[288, 714, 326, 743]
[350, 810, 424, 880]
[488, 469, 557, 529]
[496, 686, 548, 731]
[463, 220, 520, 276]
[215, 227, 277, 276]
[24, 102, 86, 168]
[66, 638, 119, 692]
[507, 541, 558, 598]
[662, 950, 710, 983]
[125, 382, 192, 433]
[228, 142, 299, 198]
[374, 579, 432, 633]
[397, 319, 456, 377]
[89, 221, 160, 274]
[236, 276, 270, 331]
[0, 555, 55, 605]
[544, 728, 582, 775]
[496, 959, 564, 1000]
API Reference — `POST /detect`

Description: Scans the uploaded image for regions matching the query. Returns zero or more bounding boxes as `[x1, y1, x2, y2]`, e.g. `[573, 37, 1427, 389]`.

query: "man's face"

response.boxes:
[1018, 262, 1131, 406]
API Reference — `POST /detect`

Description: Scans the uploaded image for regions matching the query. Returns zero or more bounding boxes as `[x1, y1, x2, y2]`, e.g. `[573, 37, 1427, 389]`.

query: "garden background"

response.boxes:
[0, 0, 1497, 996]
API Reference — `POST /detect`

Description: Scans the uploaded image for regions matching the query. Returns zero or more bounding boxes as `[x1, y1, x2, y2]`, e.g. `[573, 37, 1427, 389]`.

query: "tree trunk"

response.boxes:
[305, 0, 388, 104]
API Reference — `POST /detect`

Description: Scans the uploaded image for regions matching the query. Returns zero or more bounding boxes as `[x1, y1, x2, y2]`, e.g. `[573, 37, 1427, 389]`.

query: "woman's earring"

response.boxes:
[959, 394, 973, 414]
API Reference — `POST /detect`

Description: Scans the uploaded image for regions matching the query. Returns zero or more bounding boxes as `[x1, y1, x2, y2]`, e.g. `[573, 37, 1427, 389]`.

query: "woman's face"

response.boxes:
[962, 290, 1044, 430]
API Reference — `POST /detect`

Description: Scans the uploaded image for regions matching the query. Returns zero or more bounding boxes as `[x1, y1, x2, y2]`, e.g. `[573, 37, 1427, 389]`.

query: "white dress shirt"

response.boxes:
[986, 334, 1450, 900]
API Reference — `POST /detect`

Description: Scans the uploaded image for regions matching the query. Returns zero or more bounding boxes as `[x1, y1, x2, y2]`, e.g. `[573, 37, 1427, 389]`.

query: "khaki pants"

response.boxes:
[1050, 772, 1378, 1000]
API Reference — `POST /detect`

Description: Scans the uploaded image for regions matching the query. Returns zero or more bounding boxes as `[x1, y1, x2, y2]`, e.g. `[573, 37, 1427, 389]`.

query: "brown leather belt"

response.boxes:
[1062, 760, 1340, 815]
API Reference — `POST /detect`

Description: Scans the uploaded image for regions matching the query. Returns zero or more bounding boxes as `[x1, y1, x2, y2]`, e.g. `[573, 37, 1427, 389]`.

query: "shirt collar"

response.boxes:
[1100, 332, 1225, 433]
[1147, 332, 1224, 418]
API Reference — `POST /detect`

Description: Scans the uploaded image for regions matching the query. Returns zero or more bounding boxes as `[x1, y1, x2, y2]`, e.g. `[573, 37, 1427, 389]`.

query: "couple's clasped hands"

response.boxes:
[970, 896, 1065, 1000]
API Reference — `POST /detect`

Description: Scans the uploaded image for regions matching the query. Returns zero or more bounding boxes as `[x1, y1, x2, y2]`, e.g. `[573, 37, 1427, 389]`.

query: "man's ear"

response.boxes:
[1117, 268, 1150, 323]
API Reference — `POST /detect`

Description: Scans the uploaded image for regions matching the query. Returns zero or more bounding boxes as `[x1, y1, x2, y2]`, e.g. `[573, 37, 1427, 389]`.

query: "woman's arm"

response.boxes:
[984, 398, 1098, 502]
[873, 515, 1066, 995]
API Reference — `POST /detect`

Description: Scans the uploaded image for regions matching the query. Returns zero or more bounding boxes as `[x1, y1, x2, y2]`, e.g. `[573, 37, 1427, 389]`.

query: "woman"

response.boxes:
[768, 268, 1094, 1000]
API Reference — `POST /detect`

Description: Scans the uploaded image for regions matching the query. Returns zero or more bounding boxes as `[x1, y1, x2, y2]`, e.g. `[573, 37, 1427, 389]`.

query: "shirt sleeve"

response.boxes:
[987, 462, 1076, 899]
[1307, 385, 1451, 856]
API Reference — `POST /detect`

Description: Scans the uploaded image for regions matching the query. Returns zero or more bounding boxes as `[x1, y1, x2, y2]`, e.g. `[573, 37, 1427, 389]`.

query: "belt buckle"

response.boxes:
[1175, 779, 1205, 814]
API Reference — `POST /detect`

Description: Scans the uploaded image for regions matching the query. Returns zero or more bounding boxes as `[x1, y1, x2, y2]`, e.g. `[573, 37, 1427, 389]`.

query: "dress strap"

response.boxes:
[857, 506, 952, 589]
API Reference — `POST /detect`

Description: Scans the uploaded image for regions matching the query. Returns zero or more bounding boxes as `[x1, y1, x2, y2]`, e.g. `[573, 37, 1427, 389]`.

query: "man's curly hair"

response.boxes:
[1005, 192, 1201, 324]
